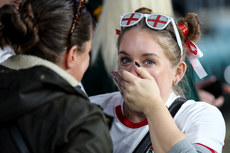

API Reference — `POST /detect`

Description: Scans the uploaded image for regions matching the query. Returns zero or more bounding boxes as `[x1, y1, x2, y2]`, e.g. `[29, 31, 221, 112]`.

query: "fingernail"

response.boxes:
[135, 61, 140, 67]
[111, 71, 115, 76]
[111, 71, 118, 78]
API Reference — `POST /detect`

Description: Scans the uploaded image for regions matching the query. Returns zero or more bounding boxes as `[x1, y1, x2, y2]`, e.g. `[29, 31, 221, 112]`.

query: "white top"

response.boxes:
[0, 47, 15, 63]
[90, 92, 225, 153]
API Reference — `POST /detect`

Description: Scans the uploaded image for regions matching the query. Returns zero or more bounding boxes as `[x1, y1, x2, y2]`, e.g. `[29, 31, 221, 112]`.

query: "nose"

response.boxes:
[127, 62, 139, 77]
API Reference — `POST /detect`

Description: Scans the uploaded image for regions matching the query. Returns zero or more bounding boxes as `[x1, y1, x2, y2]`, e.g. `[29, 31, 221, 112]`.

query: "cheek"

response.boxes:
[81, 55, 90, 73]
[148, 69, 159, 83]
[77, 54, 90, 81]
[148, 68, 173, 99]
[118, 63, 137, 76]
[118, 63, 126, 71]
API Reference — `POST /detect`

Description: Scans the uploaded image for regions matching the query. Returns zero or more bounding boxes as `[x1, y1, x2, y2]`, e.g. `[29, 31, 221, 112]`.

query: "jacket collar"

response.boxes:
[1, 55, 79, 87]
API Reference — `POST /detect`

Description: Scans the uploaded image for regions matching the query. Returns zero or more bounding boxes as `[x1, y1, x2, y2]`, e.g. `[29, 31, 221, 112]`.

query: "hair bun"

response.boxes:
[135, 7, 153, 14]
[0, 5, 26, 48]
[178, 12, 201, 42]
[0, 1, 39, 53]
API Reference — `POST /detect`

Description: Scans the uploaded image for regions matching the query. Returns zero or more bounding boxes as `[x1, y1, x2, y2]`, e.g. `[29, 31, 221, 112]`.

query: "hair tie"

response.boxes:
[178, 23, 207, 79]
[178, 23, 188, 37]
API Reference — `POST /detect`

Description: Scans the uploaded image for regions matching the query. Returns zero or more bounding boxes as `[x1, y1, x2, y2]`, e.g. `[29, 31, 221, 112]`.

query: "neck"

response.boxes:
[123, 102, 147, 123]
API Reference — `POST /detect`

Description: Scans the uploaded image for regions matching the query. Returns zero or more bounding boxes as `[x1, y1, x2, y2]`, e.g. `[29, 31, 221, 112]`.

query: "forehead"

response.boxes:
[119, 28, 165, 57]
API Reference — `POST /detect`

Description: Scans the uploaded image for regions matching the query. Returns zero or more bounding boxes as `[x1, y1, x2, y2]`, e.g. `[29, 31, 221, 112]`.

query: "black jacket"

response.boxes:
[0, 55, 112, 153]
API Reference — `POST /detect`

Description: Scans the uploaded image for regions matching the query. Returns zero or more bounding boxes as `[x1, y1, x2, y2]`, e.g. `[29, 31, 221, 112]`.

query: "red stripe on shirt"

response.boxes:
[196, 143, 215, 153]
[115, 105, 148, 128]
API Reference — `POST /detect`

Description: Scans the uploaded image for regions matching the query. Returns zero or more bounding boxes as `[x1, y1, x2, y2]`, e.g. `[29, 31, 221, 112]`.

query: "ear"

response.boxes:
[64, 45, 78, 69]
[173, 61, 187, 84]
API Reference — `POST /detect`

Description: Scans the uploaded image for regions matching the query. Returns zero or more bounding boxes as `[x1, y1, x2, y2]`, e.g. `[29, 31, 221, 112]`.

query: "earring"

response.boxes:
[173, 80, 178, 86]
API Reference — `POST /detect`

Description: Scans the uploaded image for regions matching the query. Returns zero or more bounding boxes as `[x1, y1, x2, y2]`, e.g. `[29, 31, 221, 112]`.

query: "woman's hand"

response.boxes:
[111, 66, 163, 114]
[112, 66, 187, 153]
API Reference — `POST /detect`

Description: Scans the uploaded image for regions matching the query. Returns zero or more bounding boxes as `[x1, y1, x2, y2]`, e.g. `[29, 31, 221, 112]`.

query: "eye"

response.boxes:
[144, 60, 155, 66]
[121, 57, 131, 64]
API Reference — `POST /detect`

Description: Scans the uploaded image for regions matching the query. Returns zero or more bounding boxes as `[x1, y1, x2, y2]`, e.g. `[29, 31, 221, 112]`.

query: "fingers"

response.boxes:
[198, 89, 225, 107]
[111, 71, 126, 94]
[198, 89, 215, 104]
[119, 70, 138, 83]
[223, 84, 230, 94]
[214, 96, 224, 108]
[112, 65, 156, 92]
[134, 66, 153, 80]
[196, 76, 216, 89]
[118, 66, 154, 84]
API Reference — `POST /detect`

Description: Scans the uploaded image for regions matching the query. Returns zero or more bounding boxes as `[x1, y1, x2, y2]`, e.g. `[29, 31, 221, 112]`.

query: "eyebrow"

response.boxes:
[119, 51, 160, 58]
[119, 51, 129, 56]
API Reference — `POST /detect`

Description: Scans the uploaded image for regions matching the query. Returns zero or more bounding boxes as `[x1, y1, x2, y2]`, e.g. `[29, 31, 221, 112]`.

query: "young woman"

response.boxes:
[90, 8, 225, 153]
[0, 0, 112, 152]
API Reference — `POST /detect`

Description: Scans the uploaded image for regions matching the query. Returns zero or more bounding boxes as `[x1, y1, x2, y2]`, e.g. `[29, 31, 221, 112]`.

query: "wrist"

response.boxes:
[143, 97, 164, 116]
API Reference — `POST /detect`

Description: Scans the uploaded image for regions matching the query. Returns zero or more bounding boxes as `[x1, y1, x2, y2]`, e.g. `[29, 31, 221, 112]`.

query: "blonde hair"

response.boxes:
[91, 0, 174, 73]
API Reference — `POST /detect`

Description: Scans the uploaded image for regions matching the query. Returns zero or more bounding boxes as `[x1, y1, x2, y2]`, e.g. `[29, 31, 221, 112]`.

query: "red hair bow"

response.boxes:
[178, 23, 207, 79]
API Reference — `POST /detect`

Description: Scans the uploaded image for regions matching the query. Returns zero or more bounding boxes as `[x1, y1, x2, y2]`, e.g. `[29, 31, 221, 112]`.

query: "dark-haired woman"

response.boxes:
[0, 0, 112, 152]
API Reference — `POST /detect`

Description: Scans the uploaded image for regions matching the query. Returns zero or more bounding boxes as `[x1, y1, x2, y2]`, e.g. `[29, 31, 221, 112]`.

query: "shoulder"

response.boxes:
[90, 91, 122, 102]
[177, 100, 224, 122]
[47, 92, 113, 153]
[175, 100, 225, 153]
[89, 91, 123, 116]
[33, 80, 105, 126]
[58, 93, 105, 121]
[176, 100, 225, 129]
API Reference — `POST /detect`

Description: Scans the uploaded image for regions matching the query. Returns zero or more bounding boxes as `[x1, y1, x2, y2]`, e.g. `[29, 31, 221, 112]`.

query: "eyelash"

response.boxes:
[120, 57, 156, 66]
[144, 59, 155, 66]
[120, 57, 131, 65]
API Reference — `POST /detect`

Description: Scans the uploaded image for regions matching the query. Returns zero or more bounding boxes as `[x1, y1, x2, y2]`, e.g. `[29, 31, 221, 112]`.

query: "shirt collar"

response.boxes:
[165, 92, 180, 108]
